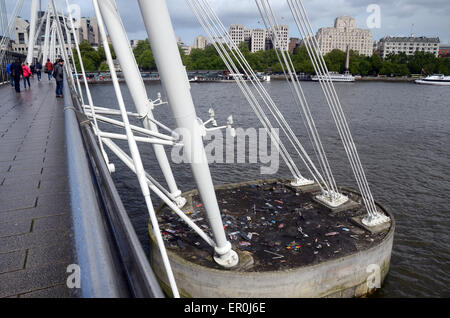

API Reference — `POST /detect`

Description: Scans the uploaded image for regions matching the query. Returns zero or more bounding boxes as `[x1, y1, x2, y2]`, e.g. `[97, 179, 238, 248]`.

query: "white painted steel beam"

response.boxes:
[97, 0, 186, 208]
[26, 0, 39, 64]
[98, 132, 177, 147]
[102, 137, 217, 249]
[137, 0, 238, 268]
[88, 114, 176, 141]
[93, 0, 180, 297]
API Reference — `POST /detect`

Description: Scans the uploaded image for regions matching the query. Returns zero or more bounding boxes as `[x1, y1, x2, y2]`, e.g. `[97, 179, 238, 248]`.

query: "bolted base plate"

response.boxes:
[351, 214, 391, 234]
[315, 191, 349, 208]
[175, 196, 187, 208]
[213, 249, 239, 268]
[290, 178, 315, 187]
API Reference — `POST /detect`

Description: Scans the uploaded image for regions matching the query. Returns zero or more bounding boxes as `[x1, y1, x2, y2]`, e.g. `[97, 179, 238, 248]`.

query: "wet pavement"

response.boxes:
[0, 80, 76, 298]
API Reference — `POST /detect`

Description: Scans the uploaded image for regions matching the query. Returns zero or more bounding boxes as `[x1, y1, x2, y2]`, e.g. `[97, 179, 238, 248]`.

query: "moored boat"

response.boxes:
[415, 74, 450, 86]
[311, 71, 355, 82]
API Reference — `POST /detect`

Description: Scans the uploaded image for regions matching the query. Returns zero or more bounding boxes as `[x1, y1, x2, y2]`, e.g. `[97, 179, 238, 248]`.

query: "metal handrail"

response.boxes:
[64, 76, 164, 298]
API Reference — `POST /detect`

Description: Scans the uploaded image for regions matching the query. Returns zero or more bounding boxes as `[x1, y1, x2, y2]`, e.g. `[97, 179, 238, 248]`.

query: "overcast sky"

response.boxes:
[5, 0, 450, 45]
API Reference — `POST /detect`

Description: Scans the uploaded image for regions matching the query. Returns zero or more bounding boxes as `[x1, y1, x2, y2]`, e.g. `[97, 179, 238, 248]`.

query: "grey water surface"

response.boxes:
[87, 80, 450, 297]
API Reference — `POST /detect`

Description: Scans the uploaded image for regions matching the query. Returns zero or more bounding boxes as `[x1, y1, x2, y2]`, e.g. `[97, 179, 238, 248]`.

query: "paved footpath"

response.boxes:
[0, 78, 77, 298]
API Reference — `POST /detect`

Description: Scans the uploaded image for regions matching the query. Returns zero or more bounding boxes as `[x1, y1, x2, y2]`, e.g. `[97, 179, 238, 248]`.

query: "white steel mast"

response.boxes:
[137, 0, 239, 268]
[26, 0, 39, 64]
[96, 0, 186, 208]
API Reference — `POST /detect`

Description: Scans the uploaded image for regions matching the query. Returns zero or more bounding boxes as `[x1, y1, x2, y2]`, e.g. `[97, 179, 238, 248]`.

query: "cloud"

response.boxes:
[3, 0, 449, 44]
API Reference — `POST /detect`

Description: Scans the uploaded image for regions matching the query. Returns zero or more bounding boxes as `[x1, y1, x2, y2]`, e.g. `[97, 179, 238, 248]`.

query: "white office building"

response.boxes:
[229, 24, 289, 52]
[250, 29, 266, 53]
[193, 35, 209, 50]
[12, 15, 76, 59]
[378, 36, 440, 59]
[267, 25, 289, 52]
[229, 24, 247, 46]
[316, 16, 373, 56]
[176, 36, 191, 55]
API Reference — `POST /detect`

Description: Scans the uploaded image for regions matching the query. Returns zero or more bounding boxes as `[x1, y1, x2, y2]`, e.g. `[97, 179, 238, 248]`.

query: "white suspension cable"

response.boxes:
[257, 0, 339, 198]
[42, 3, 52, 65]
[92, 0, 180, 298]
[291, 0, 377, 215]
[0, 0, 6, 37]
[65, 0, 112, 169]
[288, 0, 375, 214]
[187, 0, 304, 184]
[196, 0, 329, 191]
[0, 0, 24, 63]
[101, 138, 216, 248]
[51, 0, 72, 80]
[189, 0, 332, 192]
[32, 6, 47, 54]
[62, 13, 84, 104]
[288, 0, 387, 222]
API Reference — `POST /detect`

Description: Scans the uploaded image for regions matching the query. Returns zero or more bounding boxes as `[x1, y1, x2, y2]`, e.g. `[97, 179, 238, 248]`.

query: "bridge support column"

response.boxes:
[42, 3, 52, 65]
[137, 0, 238, 268]
[96, 0, 186, 208]
[26, 0, 39, 65]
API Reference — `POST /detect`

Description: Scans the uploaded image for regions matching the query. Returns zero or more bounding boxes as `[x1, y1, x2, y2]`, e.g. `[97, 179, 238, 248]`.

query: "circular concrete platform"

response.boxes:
[149, 179, 394, 298]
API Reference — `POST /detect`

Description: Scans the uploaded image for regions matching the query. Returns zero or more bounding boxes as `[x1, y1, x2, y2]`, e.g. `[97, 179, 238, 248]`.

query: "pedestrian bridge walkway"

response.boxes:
[0, 78, 76, 298]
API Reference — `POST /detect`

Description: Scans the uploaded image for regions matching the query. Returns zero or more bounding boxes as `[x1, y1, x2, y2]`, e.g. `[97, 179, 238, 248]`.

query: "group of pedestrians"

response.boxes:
[6, 58, 65, 97]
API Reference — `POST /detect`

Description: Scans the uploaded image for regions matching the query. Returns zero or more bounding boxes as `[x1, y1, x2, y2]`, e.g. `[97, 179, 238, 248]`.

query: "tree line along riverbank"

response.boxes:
[73, 39, 450, 77]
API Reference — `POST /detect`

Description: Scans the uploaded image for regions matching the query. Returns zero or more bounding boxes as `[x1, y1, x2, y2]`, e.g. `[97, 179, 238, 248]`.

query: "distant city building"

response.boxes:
[12, 16, 29, 54]
[229, 24, 289, 52]
[288, 37, 299, 54]
[378, 36, 440, 59]
[176, 36, 191, 55]
[0, 36, 12, 51]
[439, 44, 450, 58]
[267, 25, 289, 52]
[316, 16, 373, 56]
[373, 40, 380, 56]
[251, 29, 266, 53]
[79, 17, 100, 46]
[12, 14, 77, 59]
[10, 12, 103, 61]
[229, 24, 246, 46]
[130, 40, 139, 49]
[193, 36, 208, 50]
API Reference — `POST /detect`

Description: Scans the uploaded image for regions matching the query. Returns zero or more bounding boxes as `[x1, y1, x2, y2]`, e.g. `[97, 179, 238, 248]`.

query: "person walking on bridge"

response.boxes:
[35, 61, 42, 81]
[11, 59, 22, 93]
[6, 63, 14, 87]
[45, 59, 53, 81]
[53, 59, 65, 98]
[22, 62, 32, 89]
[30, 63, 36, 77]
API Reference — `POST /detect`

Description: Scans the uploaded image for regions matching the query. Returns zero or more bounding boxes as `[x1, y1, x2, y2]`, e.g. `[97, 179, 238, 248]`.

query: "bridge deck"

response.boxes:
[0, 79, 76, 298]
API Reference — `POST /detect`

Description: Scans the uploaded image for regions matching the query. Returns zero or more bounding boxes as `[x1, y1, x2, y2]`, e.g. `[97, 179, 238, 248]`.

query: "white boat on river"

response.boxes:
[415, 74, 450, 86]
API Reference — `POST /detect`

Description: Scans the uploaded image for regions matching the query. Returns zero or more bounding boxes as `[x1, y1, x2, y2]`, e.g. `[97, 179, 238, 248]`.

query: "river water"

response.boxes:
[87, 80, 450, 298]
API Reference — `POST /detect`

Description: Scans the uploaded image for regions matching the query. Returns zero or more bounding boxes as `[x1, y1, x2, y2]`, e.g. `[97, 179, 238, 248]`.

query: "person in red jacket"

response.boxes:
[22, 62, 32, 89]
[45, 59, 54, 81]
